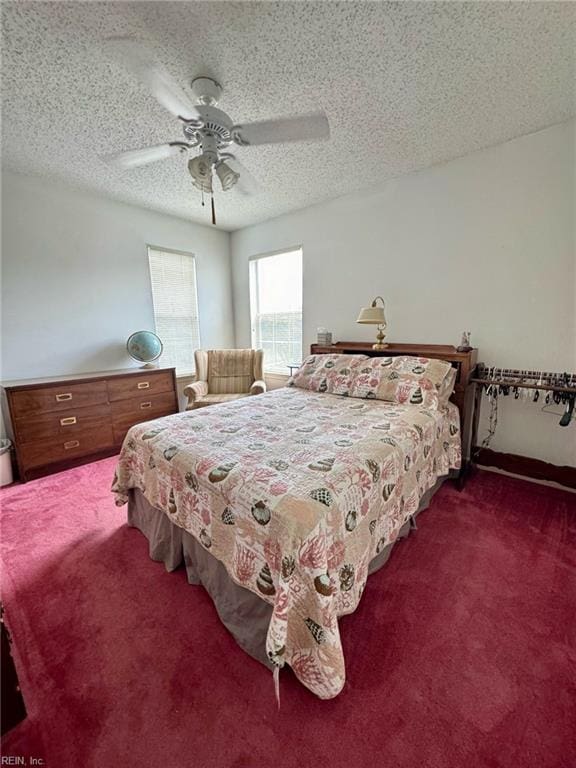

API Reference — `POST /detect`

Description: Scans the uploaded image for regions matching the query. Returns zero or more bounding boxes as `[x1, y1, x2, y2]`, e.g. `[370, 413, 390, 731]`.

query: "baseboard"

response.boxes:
[473, 448, 576, 490]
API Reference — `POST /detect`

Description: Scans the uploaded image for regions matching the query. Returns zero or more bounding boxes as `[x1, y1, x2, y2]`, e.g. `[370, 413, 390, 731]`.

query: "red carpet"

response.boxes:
[1, 458, 575, 768]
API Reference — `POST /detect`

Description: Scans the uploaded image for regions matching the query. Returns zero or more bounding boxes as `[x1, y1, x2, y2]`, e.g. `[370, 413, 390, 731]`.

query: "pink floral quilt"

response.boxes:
[112, 387, 461, 698]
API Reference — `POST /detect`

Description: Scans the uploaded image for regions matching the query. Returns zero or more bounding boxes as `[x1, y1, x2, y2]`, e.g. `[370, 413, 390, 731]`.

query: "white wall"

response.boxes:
[231, 121, 576, 467]
[1, 171, 233, 382]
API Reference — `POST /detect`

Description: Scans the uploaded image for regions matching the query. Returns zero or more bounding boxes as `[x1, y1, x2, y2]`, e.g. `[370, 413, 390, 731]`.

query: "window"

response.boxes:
[148, 246, 200, 374]
[249, 248, 303, 374]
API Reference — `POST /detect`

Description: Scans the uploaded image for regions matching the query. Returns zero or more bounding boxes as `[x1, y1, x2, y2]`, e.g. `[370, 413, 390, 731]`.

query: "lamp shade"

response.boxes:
[188, 154, 213, 193]
[356, 305, 386, 325]
[215, 160, 240, 191]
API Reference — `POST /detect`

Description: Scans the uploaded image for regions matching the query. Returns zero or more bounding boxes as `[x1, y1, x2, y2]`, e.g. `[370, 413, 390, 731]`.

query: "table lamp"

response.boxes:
[356, 296, 387, 349]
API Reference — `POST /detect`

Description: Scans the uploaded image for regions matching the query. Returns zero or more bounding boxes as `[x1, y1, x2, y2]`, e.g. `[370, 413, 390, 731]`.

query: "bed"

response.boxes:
[112, 351, 465, 699]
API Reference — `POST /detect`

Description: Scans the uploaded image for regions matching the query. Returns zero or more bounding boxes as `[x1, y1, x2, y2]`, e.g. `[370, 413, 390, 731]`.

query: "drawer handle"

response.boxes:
[56, 393, 72, 402]
[60, 416, 77, 426]
[64, 440, 80, 450]
[137, 382, 150, 390]
[140, 401, 152, 409]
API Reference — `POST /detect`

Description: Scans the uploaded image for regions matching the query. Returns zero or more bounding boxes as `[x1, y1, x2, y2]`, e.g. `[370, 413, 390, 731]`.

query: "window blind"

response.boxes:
[148, 247, 201, 374]
[249, 248, 303, 375]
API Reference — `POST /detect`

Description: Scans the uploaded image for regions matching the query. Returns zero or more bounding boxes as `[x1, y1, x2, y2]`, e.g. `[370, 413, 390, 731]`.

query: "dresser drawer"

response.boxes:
[18, 426, 114, 469]
[14, 404, 111, 444]
[10, 381, 108, 418]
[111, 391, 177, 444]
[107, 372, 174, 402]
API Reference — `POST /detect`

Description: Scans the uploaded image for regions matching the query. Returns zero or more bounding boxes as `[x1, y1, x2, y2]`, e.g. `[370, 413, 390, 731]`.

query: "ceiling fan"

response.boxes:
[102, 38, 330, 224]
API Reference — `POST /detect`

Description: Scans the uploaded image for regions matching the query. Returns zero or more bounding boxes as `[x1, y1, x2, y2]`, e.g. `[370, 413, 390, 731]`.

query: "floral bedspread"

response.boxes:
[112, 387, 461, 699]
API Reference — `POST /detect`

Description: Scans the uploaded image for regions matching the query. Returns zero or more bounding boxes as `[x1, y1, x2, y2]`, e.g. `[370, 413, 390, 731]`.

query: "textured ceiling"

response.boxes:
[2, 2, 575, 231]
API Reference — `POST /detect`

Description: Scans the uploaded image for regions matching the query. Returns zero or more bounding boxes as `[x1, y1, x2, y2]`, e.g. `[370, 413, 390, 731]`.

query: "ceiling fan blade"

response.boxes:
[104, 37, 201, 122]
[102, 142, 187, 170]
[232, 112, 329, 147]
[224, 155, 262, 195]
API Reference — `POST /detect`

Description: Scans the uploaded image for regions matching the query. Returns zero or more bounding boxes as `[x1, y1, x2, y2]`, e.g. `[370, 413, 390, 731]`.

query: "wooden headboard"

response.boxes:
[309, 342, 478, 480]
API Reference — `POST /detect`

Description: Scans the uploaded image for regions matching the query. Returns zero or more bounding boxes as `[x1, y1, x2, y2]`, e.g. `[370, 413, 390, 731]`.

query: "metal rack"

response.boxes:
[471, 365, 576, 394]
[470, 364, 576, 458]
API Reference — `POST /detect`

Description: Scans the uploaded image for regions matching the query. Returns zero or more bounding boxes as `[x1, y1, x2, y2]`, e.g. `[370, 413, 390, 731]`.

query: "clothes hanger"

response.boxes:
[559, 394, 575, 427]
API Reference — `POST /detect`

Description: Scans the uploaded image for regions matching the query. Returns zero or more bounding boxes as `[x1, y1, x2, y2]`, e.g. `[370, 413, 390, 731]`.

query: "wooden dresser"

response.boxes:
[2, 367, 178, 482]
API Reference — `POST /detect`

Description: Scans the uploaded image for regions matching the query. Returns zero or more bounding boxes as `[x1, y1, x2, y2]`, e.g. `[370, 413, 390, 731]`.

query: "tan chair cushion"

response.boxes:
[207, 349, 256, 395]
[189, 392, 249, 409]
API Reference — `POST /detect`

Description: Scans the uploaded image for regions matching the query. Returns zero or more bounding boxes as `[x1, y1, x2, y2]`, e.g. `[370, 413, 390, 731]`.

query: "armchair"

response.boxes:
[184, 349, 267, 410]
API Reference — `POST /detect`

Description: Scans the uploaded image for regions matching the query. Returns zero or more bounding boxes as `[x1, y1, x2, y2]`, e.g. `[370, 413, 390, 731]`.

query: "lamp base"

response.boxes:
[373, 326, 387, 350]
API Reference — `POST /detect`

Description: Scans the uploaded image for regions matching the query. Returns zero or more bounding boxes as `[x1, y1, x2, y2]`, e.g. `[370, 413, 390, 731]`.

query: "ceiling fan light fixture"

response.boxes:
[188, 153, 213, 193]
[215, 160, 240, 191]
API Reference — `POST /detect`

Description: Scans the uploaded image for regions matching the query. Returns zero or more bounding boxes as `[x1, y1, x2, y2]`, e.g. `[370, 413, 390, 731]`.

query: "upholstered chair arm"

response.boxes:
[183, 380, 209, 405]
[250, 379, 267, 395]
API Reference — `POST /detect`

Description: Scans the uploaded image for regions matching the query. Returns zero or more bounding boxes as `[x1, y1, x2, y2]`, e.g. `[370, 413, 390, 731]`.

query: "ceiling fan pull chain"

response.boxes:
[201, 187, 205, 207]
[211, 194, 216, 226]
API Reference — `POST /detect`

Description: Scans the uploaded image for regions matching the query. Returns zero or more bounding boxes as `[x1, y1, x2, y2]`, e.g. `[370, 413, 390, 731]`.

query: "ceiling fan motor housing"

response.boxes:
[182, 105, 234, 149]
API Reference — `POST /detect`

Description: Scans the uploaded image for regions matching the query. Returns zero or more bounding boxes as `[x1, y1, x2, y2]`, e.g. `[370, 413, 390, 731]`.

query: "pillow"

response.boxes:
[348, 355, 454, 409]
[288, 354, 369, 394]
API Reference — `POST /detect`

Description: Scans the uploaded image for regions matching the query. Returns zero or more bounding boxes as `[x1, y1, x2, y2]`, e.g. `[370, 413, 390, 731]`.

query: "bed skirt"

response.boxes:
[127, 475, 451, 669]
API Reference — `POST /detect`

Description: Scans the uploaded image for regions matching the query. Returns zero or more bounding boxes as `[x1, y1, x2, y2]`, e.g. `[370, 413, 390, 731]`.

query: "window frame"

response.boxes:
[146, 244, 201, 377]
[248, 245, 303, 375]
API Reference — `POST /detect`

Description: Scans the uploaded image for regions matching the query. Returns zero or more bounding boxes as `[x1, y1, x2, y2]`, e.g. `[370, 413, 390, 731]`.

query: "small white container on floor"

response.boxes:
[0, 439, 13, 487]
